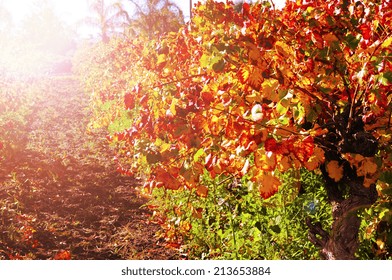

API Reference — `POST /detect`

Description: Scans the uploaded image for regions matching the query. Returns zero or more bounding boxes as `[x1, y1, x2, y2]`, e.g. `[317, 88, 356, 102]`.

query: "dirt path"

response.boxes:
[0, 75, 177, 260]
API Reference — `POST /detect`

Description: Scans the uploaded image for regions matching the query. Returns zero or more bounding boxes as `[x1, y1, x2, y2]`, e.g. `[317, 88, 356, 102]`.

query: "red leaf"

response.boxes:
[359, 23, 372, 40]
[201, 91, 214, 105]
[242, 3, 254, 20]
[124, 92, 135, 110]
[264, 138, 277, 152]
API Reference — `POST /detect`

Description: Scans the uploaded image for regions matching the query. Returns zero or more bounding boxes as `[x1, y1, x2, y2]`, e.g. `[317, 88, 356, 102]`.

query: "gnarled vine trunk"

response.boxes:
[305, 101, 380, 259]
[307, 168, 378, 259]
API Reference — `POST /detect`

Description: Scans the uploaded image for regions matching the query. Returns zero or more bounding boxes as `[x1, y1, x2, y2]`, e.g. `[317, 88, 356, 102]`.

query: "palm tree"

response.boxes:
[85, 0, 130, 43]
[127, 0, 184, 39]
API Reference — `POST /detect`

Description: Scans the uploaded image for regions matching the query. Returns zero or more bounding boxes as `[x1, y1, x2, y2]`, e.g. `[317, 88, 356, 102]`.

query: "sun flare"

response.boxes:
[0, 0, 90, 78]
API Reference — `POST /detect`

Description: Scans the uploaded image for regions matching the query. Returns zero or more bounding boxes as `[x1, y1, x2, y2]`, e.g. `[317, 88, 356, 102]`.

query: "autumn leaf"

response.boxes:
[238, 65, 251, 84]
[275, 41, 292, 58]
[303, 146, 325, 171]
[276, 154, 292, 172]
[237, 65, 264, 90]
[261, 79, 279, 102]
[326, 160, 344, 182]
[359, 23, 372, 40]
[53, 250, 71, 260]
[192, 207, 203, 219]
[124, 92, 135, 110]
[258, 34, 276, 50]
[356, 157, 378, 177]
[264, 138, 278, 152]
[292, 136, 314, 164]
[196, 185, 208, 197]
[256, 172, 281, 199]
[254, 150, 277, 171]
[381, 36, 392, 48]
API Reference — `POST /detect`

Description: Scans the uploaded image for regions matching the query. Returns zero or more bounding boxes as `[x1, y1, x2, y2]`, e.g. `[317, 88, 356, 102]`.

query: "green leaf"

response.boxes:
[193, 148, 205, 162]
[382, 71, 392, 85]
[345, 33, 360, 50]
[380, 171, 392, 184]
[277, 98, 290, 115]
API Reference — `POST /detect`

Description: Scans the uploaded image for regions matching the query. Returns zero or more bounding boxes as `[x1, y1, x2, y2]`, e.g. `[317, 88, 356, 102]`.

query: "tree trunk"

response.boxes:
[307, 175, 378, 259]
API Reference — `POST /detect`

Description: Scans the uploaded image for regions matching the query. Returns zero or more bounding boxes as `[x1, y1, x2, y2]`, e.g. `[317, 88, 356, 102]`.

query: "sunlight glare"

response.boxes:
[0, 0, 89, 78]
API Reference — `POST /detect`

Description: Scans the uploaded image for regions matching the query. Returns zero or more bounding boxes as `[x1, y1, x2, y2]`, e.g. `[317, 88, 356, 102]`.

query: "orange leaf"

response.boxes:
[356, 157, 378, 177]
[276, 154, 292, 172]
[303, 146, 325, 171]
[196, 185, 208, 197]
[237, 65, 250, 84]
[258, 173, 281, 199]
[292, 136, 314, 164]
[54, 250, 71, 260]
[326, 160, 344, 182]
[237, 65, 264, 90]
[254, 150, 277, 171]
[248, 67, 264, 90]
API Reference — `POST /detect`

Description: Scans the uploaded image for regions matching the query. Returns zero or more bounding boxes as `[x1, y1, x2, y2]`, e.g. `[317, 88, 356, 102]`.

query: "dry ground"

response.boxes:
[0, 75, 178, 260]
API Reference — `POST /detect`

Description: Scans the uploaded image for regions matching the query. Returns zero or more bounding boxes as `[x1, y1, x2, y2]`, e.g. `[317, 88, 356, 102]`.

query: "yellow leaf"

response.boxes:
[297, 76, 312, 87]
[170, 98, 178, 116]
[326, 160, 344, 182]
[238, 65, 250, 84]
[381, 36, 392, 48]
[261, 79, 279, 102]
[306, 6, 314, 13]
[245, 92, 263, 104]
[275, 41, 292, 58]
[157, 53, 166, 65]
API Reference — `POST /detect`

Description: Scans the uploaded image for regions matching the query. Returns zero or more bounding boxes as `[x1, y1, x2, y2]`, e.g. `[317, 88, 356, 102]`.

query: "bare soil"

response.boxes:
[0, 75, 178, 260]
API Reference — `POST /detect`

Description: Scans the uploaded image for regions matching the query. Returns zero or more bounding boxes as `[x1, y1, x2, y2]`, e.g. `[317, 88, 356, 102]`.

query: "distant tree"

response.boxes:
[127, 0, 184, 38]
[85, 0, 130, 43]
[19, 0, 76, 55]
